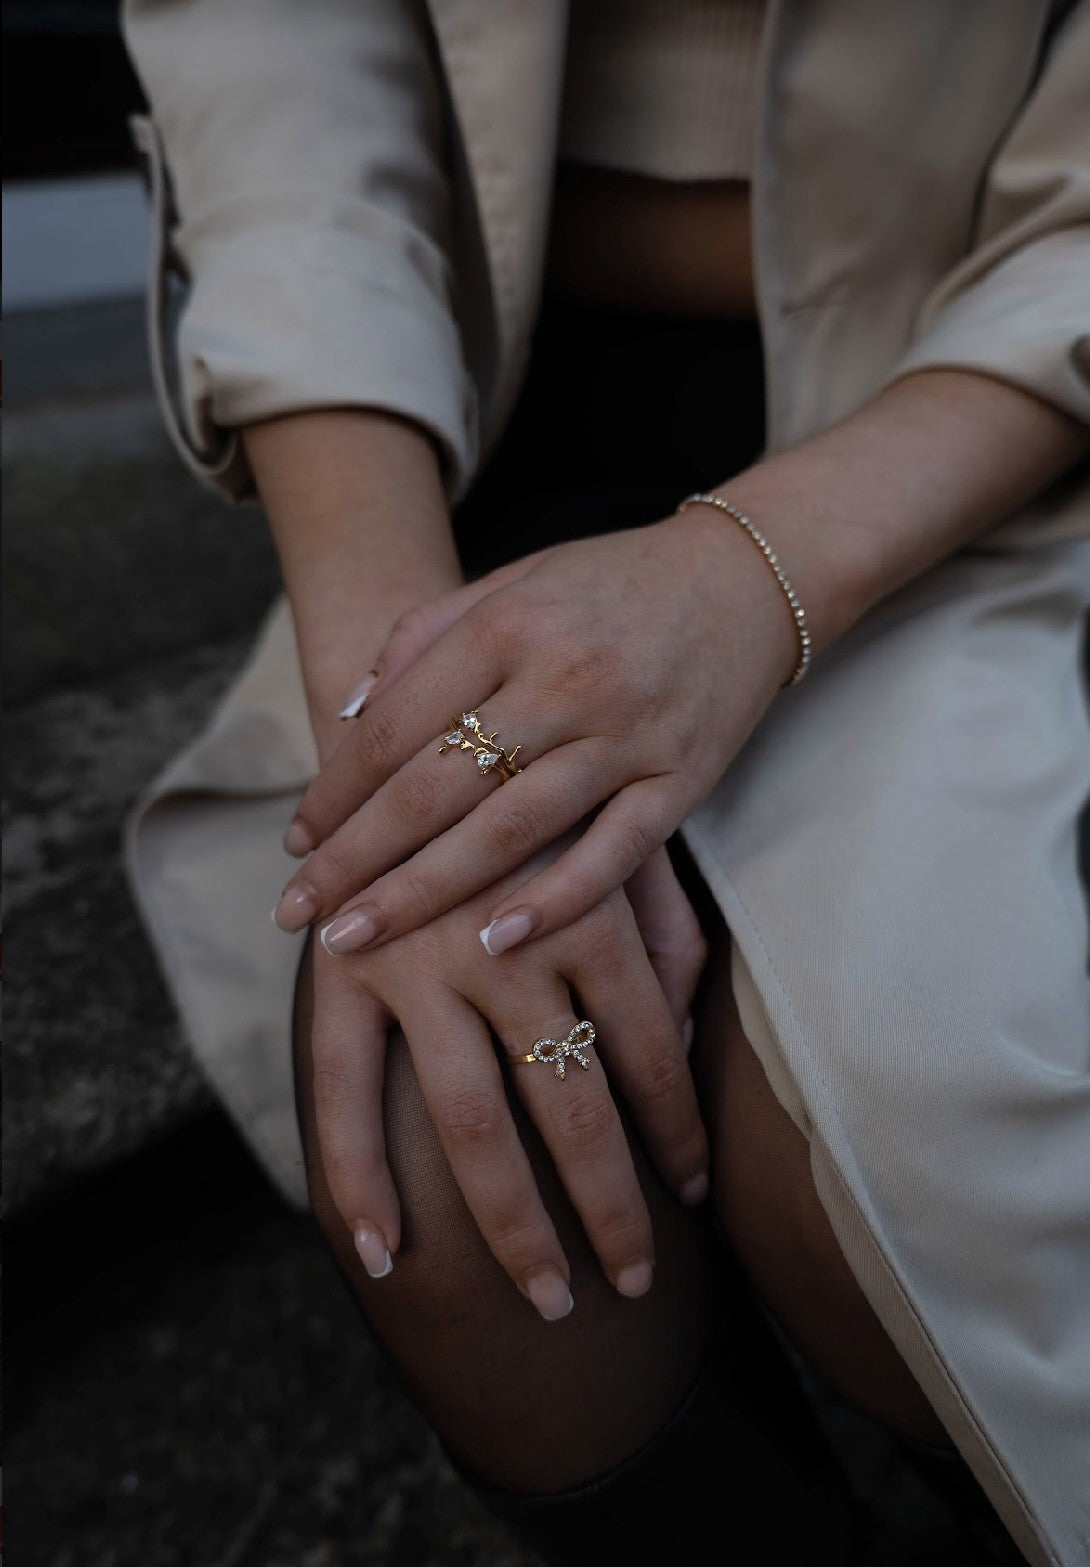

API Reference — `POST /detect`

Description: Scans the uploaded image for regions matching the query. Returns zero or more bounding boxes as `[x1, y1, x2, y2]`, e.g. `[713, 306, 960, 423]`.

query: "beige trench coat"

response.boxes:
[122, 4, 1090, 1562]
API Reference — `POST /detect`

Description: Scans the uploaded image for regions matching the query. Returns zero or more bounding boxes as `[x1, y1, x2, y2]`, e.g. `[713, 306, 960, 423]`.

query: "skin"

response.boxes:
[245, 408, 713, 1316]
[245, 350, 1086, 1394]
[273, 369, 1087, 953]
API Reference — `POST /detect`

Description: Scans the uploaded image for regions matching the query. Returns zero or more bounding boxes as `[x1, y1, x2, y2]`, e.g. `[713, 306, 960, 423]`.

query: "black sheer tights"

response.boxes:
[291, 937, 860, 1564]
[292, 936, 723, 1493]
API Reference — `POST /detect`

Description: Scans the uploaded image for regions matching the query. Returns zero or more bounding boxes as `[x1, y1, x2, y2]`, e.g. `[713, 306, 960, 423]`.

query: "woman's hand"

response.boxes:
[269, 371, 1088, 959]
[271, 505, 798, 952]
[305, 842, 710, 1318]
[308, 557, 712, 1037]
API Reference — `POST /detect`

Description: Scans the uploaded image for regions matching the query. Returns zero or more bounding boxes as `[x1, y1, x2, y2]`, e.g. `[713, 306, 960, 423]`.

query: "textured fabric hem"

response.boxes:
[676, 814, 1057, 1567]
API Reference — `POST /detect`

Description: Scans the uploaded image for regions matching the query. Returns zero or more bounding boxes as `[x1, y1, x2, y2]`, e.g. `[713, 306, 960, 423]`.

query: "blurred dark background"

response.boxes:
[5, 2, 145, 180]
[4, 7, 539, 1564]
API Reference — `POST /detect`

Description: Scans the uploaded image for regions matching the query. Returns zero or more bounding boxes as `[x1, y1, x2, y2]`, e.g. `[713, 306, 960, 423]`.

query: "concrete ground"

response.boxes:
[4, 296, 1033, 1566]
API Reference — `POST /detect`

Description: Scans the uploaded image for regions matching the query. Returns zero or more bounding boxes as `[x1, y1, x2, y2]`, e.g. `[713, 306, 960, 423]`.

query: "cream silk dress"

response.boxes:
[121, 4, 1090, 1561]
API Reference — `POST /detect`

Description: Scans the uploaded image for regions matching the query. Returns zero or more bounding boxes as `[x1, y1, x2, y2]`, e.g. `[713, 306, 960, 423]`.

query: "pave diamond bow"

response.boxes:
[531, 1021, 596, 1079]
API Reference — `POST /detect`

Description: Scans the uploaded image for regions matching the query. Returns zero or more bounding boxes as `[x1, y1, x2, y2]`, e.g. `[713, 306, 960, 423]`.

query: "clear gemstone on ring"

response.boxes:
[444, 730, 463, 747]
[461, 712, 479, 730]
[476, 751, 500, 770]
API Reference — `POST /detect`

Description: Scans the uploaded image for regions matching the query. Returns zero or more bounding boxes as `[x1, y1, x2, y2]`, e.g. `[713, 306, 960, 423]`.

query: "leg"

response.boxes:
[292, 934, 861, 1564]
[686, 914, 1037, 1564]
[692, 917, 947, 1444]
[292, 937, 722, 1493]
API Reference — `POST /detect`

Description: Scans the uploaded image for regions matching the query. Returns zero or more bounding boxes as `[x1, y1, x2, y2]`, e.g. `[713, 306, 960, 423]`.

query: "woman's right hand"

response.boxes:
[310, 841, 710, 1318]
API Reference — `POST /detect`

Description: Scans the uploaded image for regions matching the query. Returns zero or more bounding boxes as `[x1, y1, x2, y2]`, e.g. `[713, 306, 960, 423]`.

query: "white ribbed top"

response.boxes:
[559, 0, 766, 181]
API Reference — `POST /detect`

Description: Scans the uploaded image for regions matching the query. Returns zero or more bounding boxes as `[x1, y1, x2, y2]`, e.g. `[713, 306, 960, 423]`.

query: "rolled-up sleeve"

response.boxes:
[888, 0, 1090, 426]
[123, 0, 477, 501]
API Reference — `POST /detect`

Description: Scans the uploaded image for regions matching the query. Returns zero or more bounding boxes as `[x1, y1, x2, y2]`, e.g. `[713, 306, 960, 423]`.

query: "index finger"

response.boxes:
[286, 603, 503, 856]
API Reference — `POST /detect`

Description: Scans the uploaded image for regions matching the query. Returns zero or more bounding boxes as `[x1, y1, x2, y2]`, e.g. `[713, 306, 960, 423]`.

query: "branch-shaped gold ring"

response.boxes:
[438, 710, 523, 783]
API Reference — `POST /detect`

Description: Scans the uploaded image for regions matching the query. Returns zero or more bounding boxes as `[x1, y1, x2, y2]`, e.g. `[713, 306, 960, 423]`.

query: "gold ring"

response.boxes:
[509, 1021, 596, 1080]
[439, 710, 523, 783]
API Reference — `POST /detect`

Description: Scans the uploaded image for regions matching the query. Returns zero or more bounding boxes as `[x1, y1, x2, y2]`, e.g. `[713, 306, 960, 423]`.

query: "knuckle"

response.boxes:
[551, 640, 625, 705]
[435, 1086, 503, 1149]
[571, 901, 626, 970]
[395, 866, 436, 921]
[636, 1045, 689, 1105]
[537, 649, 599, 704]
[470, 593, 523, 653]
[604, 1209, 648, 1259]
[578, 640, 624, 693]
[321, 1142, 378, 1210]
[362, 706, 400, 772]
[618, 815, 658, 875]
[487, 1209, 551, 1263]
[390, 604, 427, 645]
[595, 1205, 652, 1258]
[490, 795, 546, 859]
[308, 840, 359, 901]
[391, 769, 439, 830]
[556, 1088, 614, 1146]
[310, 1056, 355, 1116]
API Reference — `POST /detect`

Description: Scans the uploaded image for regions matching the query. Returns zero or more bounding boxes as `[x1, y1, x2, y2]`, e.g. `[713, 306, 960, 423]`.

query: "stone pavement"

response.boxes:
[4, 295, 540, 1565]
[4, 296, 1030, 1565]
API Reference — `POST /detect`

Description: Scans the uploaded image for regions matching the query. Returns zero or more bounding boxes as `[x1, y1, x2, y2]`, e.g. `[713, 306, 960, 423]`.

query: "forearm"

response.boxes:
[243, 409, 464, 758]
[694, 369, 1089, 668]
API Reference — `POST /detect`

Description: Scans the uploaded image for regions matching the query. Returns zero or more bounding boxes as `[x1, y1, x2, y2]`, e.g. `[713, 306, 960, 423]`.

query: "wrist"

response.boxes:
[692, 370, 1089, 668]
[242, 407, 464, 760]
[674, 492, 814, 686]
[698, 459, 874, 658]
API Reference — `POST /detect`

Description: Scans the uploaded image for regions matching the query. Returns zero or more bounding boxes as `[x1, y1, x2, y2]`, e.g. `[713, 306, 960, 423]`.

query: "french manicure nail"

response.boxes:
[479, 909, 536, 956]
[321, 906, 381, 955]
[273, 886, 319, 932]
[353, 1222, 393, 1279]
[283, 820, 315, 857]
[339, 671, 378, 720]
[681, 1016, 694, 1053]
[615, 1259, 654, 1299]
[679, 1172, 708, 1206]
[526, 1268, 574, 1322]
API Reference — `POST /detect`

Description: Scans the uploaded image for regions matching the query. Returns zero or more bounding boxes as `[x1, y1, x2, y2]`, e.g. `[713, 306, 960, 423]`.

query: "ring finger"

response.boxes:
[567, 911, 709, 1208]
[397, 987, 576, 1322]
[486, 981, 656, 1300]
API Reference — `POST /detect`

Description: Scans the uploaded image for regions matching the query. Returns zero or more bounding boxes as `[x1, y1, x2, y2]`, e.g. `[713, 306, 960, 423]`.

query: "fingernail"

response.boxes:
[679, 1172, 708, 1206]
[615, 1259, 654, 1299]
[479, 908, 536, 956]
[321, 906, 381, 955]
[273, 885, 319, 932]
[353, 1222, 393, 1279]
[526, 1268, 574, 1322]
[681, 1016, 694, 1054]
[283, 820, 315, 857]
[339, 671, 378, 720]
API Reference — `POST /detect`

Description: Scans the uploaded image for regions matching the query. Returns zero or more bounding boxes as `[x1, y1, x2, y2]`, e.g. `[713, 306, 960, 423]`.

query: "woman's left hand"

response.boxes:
[272, 507, 798, 955]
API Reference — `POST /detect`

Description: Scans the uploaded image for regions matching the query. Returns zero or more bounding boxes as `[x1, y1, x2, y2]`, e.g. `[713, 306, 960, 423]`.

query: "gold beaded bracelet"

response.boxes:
[675, 492, 812, 686]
